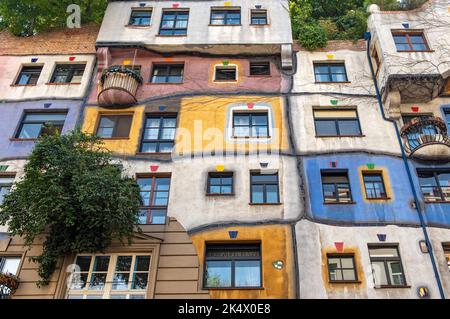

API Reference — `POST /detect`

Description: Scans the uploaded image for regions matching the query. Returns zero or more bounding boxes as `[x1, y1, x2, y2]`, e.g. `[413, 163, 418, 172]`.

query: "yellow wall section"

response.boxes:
[190, 225, 296, 299]
[358, 166, 394, 203]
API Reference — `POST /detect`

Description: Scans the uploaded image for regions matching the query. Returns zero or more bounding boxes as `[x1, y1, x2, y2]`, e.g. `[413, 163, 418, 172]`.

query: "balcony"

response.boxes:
[401, 117, 450, 161]
[98, 65, 143, 107]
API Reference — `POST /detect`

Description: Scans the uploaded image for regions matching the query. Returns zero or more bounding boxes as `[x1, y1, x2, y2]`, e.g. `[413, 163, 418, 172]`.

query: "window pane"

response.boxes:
[388, 261, 405, 285]
[144, 128, 160, 140]
[340, 257, 354, 268]
[371, 261, 389, 286]
[141, 143, 158, 153]
[89, 273, 107, 290]
[234, 114, 250, 125]
[410, 35, 425, 44]
[18, 123, 42, 139]
[150, 210, 166, 225]
[315, 120, 337, 136]
[342, 269, 356, 281]
[132, 272, 149, 289]
[338, 120, 361, 135]
[153, 192, 169, 206]
[138, 209, 147, 224]
[135, 256, 151, 272]
[369, 247, 399, 258]
[115, 256, 132, 272]
[266, 185, 279, 203]
[112, 272, 130, 290]
[235, 261, 261, 287]
[138, 178, 152, 191]
[161, 128, 176, 139]
[252, 114, 268, 126]
[205, 261, 232, 287]
[1, 257, 21, 275]
[251, 185, 264, 203]
[159, 142, 174, 153]
[323, 184, 337, 202]
[75, 256, 92, 272]
[155, 178, 170, 191]
[93, 256, 110, 272]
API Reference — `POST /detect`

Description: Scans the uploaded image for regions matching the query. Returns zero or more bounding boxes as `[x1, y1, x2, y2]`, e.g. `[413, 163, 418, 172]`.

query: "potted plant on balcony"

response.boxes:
[0, 273, 20, 299]
[100, 65, 143, 85]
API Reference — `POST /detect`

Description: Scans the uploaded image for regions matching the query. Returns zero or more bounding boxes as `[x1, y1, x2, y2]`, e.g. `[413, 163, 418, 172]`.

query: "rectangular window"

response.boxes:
[0, 256, 21, 275]
[137, 176, 170, 225]
[321, 170, 352, 204]
[159, 10, 189, 36]
[50, 64, 86, 83]
[140, 115, 177, 153]
[314, 63, 348, 83]
[233, 112, 269, 138]
[210, 9, 241, 25]
[250, 172, 279, 204]
[363, 172, 388, 199]
[16, 112, 67, 139]
[372, 47, 381, 76]
[68, 254, 151, 299]
[368, 245, 406, 287]
[250, 9, 268, 25]
[204, 244, 261, 288]
[327, 254, 357, 282]
[207, 173, 233, 195]
[417, 170, 450, 202]
[444, 109, 450, 128]
[151, 64, 184, 83]
[249, 61, 270, 76]
[15, 66, 43, 85]
[128, 9, 152, 26]
[313, 109, 362, 137]
[392, 31, 429, 52]
[96, 115, 132, 139]
[444, 244, 450, 272]
[0, 175, 14, 205]
[214, 66, 237, 82]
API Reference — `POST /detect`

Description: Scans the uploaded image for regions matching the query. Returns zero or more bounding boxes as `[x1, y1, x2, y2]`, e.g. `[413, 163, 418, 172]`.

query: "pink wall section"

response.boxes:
[88, 48, 290, 104]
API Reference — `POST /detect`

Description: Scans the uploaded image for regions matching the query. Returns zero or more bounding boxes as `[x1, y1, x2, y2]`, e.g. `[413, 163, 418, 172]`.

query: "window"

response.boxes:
[151, 64, 184, 83]
[210, 9, 241, 25]
[313, 109, 362, 137]
[159, 10, 189, 36]
[444, 244, 450, 272]
[444, 109, 450, 128]
[417, 170, 450, 202]
[392, 31, 429, 52]
[207, 173, 233, 195]
[128, 10, 152, 26]
[314, 63, 348, 83]
[214, 66, 237, 82]
[140, 115, 177, 153]
[204, 244, 261, 288]
[0, 256, 21, 275]
[0, 176, 14, 205]
[15, 66, 42, 85]
[250, 10, 268, 25]
[50, 64, 86, 83]
[368, 245, 406, 287]
[363, 172, 388, 199]
[321, 170, 352, 204]
[249, 61, 270, 76]
[372, 47, 381, 76]
[16, 112, 67, 139]
[137, 176, 170, 225]
[250, 172, 279, 204]
[233, 112, 269, 138]
[327, 254, 357, 282]
[67, 254, 151, 299]
[96, 115, 132, 138]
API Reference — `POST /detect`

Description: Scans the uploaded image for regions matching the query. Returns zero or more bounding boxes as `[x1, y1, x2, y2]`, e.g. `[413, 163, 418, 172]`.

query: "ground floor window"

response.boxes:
[67, 254, 151, 299]
[327, 254, 357, 282]
[204, 244, 262, 289]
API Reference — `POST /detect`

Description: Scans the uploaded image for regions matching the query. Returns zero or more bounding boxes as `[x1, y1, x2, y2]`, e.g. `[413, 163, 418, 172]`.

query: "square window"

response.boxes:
[0, 256, 21, 276]
[250, 10, 268, 25]
[15, 66, 43, 85]
[16, 112, 67, 139]
[207, 172, 234, 195]
[232, 112, 269, 138]
[250, 172, 279, 204]
[96, 115, 132, 138]
[140, 115, 177, 153]
[249, 61, 270, 76]
[151, 64, 184, 83]
[50, 64, 86, 83]
[215, 66, 237, 81]
[327, 254, 357, 282]
[362, 172, 388, 199]
[321, 170, 352, 204]
[314, 63, 348, 83]
[159, 10, 189, 36]
[129, 10, 152, 26]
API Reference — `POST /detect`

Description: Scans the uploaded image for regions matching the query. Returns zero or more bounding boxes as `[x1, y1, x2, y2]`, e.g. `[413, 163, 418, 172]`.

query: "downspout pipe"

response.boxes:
[365, 32, 445, 299]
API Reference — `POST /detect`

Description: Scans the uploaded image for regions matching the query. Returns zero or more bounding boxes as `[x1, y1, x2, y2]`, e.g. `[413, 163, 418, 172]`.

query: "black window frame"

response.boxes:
[96, 114, 133, 139]
[128, 9, 152, 26]
[417, 169, 450, 203]
[320, 169, 353, 204]
[249, 61, 271, 77]
[214, 65, 237, 82]
[250, 172, 280, 204]
[362, 171, 388, 200]
[150, 63, 184, 84]
[203, 244, 262, 289]
[327, 254, 358, 283]
[140, 114, 177, 154]
[250, 9, 268, 25]
[137, 174, 171, 225]
[206, 172, 234, 196]
[15, 111, 67, 139]
[0, 174, 15, 206]
[159, 10, 189, 36]
[210, 8, 241, 26]
[50, 63, 86, 84]
[314, 62, 349, 83]
[313, 109, 362, 137]
[392, 31, 430, 52]
[368, 245, 407, 288]
[232, 111, 270, 138]
[15, 65, 43, 85]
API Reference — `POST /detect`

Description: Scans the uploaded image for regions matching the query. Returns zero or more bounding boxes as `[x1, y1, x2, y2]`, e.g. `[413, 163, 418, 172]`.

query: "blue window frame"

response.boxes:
[159, 10, 189, 36]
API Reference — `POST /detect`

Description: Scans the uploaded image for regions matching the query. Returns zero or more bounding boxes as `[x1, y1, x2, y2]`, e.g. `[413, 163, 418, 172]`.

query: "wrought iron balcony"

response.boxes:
[400, 116, 450, 161]
[98, 65, 143, 107]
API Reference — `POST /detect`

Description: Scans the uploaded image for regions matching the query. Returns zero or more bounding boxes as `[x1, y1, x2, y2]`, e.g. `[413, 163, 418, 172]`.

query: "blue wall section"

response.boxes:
[304, 153, 421, 225]
[0, 100, 82, 160]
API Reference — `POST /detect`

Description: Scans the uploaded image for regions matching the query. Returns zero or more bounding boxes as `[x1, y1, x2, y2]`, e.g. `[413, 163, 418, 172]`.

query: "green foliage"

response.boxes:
[296, 22, 328, 51]
[0, 130, 142, 286]
[0, 0, 108, 36]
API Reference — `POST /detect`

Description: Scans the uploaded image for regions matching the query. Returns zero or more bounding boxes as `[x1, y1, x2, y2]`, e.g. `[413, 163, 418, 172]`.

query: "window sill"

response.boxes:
[315, 81, 352, 84]
[45, 82, 81, 86]
[329, 280, 362, 284]
[206, 193, 235, 197]
[396, 50, 434, 53]
[9, 138, 37, 142]
[99, 137, 130, 140]
[324, 201, 356, 205]
[249, 203, 282, 206]
[315, 135, 365, 138]
[156, 34, 187, 37]
[125, 25, 152, 28]
[232, 136, 271, 139]
[135, 152, 173, 156]
[10, 84, 37, 87]
[205, 287, 264, 290]
[250, 24, 269, 27]
[208, 24, 242, 27]
[366, 197, 391, 201]
[248, 75, 271, 78]
[374, 285, 411, 289]
[424, 201, 450, 204]
[145, 82, 184, 85]
[213, 80, 238, 83]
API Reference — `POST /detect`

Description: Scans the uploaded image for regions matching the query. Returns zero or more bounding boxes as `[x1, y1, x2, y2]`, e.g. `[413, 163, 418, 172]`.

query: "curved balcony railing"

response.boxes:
[98, 65, 143, 107]
[400, 116, 450, 160]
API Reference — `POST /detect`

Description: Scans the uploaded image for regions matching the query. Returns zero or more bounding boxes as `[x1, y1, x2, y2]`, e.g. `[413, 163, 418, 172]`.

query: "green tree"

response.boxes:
[0, 0, 107, 36]
[0, 130, 142, 285]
